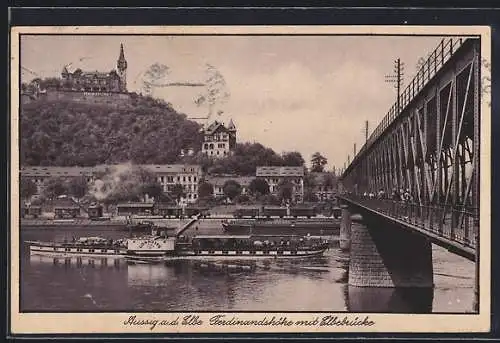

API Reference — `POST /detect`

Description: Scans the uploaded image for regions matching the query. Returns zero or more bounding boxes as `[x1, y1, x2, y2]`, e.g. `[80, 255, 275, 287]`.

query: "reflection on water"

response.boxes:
[347, 286, 434, 313]
[20, 227, 475, 312]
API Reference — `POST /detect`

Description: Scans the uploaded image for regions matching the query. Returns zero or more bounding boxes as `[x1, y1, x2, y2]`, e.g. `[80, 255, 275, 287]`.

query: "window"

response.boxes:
[188, 176, 191, 182]
[193, 176, 197, 182]
[204, 143, 209, 150]
[183, 176, 186, 182]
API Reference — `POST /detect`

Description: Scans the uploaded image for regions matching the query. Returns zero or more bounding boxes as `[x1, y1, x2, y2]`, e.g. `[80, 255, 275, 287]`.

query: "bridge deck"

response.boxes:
[338, 195, 477, 261]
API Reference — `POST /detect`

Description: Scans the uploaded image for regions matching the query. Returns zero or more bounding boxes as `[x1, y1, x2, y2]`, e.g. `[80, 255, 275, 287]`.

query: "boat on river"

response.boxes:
[26, 236, 128, 257]
[125, 234, 329, 263]
[26, 214, 329, 262]
[221, 218, 340, 235]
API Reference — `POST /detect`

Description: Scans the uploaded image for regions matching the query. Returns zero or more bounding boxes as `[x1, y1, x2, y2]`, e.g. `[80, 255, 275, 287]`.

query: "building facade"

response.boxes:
[206, 175, 254, 198]
[20, 166, 105, 196]
[201, 120, 237, 158]
[256, 166, 305, 203]
[309, 172, 337, 202]
[59, 43, 128, 93]
[142, 164, 202, 204]
[20, 164, 202, 204]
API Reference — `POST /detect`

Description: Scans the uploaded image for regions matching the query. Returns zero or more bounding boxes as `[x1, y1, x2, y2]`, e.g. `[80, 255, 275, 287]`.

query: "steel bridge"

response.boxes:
[338, 37, 480, 264]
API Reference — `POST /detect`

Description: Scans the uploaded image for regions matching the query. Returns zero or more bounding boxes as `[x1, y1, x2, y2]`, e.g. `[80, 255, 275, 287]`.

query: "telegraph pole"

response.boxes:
[353, 143, 357, 156]
[385, 58, 405, 113]
[365, 120, 369, 143]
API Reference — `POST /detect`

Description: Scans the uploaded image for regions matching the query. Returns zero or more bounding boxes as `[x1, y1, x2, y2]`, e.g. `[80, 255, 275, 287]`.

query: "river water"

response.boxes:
[19, 223, 475, 313]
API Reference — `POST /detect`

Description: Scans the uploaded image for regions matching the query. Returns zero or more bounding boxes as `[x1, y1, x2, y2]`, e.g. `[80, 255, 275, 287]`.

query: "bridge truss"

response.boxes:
[340, 38, 481, 254]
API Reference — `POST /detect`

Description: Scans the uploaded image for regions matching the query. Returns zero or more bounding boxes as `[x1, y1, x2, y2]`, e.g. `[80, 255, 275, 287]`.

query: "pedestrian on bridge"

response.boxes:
[378, 189, 386, 199]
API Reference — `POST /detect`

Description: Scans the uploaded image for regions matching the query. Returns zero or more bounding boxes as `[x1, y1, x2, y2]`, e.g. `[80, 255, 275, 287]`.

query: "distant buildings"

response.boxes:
[142, 164, 202, 203]
[256, 166, 305, 203]
[309, 172, 337, 202]
[201, 120, 237, 158]
[206, 175, 254, 198]
[20, 164, 201, 204]
[20, 165, 105, 195]
[20, 163, 307, 204]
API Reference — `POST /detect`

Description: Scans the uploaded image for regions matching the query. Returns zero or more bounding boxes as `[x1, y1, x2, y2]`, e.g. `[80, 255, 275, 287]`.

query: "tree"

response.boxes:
[234, 194, 250, 204]
[303, 172, 317, 190]
[259, 194, 280, 206]
[223, 180, 242, 200]
[303, 190, 319, 203]
[322, 172, 336, 191]
[311, 152, 328, 172]
[141, 182, 165, 201]
[248, 178, 270, 196]
[20, 177, 38, 201]
[42, 177, 68, 200]
[281, 151, 305, 166]
[94, 165, 160, 204]
[277, 180, 294, 202]
[170, 184, 186, 204]
[66, 176, 89, 202]
[198, 181, 214, 199]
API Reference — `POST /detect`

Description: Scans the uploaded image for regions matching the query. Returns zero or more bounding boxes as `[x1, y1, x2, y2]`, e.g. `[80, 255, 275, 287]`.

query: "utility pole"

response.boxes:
[365, 120, 369, 143]
[353, 143, 357, 156]
[385, 58, 405, 113]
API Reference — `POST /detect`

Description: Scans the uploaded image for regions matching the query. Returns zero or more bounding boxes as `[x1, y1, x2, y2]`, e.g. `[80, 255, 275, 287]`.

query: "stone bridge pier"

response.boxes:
[340, 205, 434, 313]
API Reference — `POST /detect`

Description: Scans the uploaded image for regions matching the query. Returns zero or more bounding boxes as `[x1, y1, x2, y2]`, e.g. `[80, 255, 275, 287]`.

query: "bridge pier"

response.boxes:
[347, 212, 434, 312]
[339, 205, 351, 251]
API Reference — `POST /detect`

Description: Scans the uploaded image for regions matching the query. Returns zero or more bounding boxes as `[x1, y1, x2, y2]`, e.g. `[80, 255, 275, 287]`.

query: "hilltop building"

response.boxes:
[201, 120, 237, 158]
[21, 44, 130, 105]
[60, 43, 128, 93]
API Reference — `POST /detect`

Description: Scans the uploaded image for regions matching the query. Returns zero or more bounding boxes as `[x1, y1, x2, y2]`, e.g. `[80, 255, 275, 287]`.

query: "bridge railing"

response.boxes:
[339, 195, 478, 250]
[345, 38, 467, 176]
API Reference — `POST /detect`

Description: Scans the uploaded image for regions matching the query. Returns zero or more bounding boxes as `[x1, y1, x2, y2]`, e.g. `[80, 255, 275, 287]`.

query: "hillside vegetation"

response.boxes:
[20, 92, 307, 175]
[20, 95, 203, 166]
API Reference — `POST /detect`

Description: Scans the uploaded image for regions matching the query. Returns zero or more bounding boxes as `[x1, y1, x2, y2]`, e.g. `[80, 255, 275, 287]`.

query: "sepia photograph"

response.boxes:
[10, 25, 491, 334]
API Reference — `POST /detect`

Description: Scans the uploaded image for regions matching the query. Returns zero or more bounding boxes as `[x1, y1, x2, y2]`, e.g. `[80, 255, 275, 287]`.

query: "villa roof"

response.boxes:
[204, 121, 231, 135]
[141, 164, 202, 174]
[206, 175, 254, 187]
[116, 203, 154, 208]
[20, 164, 202, 177]
[256, 166, 305, 177]
[20, 166, 95, 177]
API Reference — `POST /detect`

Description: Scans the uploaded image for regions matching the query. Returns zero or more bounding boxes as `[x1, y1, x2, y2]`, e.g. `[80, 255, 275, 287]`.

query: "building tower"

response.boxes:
[227, 118, 237, 150]
[117, 43, 128, 92]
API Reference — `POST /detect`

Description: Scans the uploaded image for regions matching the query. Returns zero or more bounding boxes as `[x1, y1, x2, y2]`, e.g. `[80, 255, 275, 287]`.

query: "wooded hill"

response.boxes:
[20, 94, 307, 175]
[20, 95, 203, 166]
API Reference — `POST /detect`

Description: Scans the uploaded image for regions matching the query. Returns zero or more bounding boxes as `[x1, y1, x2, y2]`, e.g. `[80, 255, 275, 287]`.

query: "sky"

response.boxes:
[20, 34, 446, 171]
